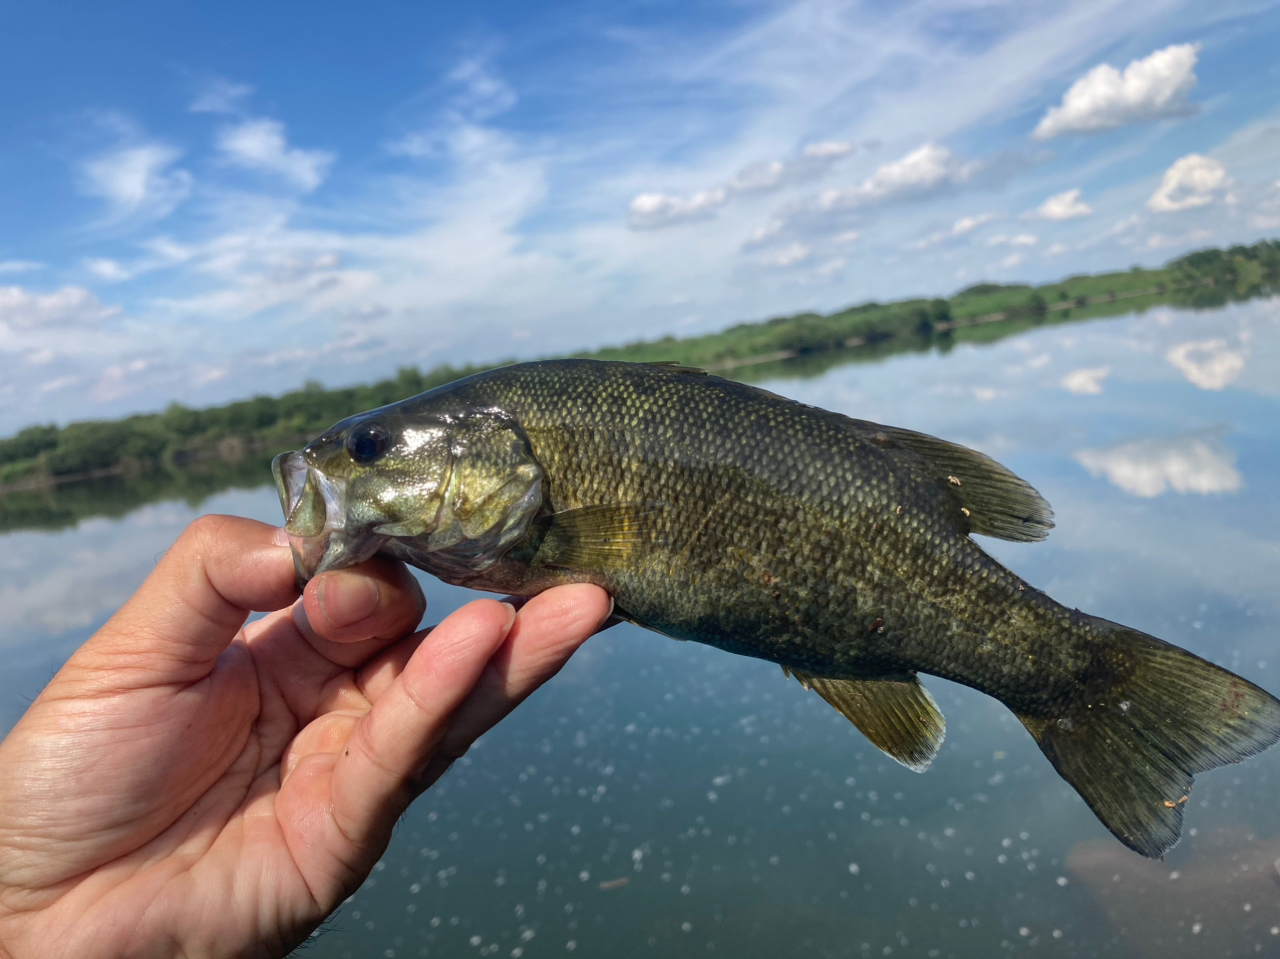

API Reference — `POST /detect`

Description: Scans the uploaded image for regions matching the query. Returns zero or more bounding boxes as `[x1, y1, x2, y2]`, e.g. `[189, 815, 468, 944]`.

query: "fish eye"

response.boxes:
[346, 422, 391, 465]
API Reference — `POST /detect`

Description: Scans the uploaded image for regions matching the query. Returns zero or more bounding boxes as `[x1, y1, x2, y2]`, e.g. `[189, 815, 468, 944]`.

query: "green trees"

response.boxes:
[1, 238, 1277, 493]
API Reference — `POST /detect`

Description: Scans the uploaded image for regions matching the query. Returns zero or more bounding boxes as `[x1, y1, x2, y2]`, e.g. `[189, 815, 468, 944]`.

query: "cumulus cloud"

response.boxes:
[0, 286, 120, 333]
[217, 119, 333, 191]
[0, 261, 43, 274]
[1033, 43, 1199, 140]
[819, 143, 976, 211]
[80, 143, 192, 221]
[628, 141, 854, 230]
[1147, 154, 1232, 212]
[629, 188, 729, 229]
[909, 212, 996, 249]
[1035, 188, 1092, 220]
[1061, 366, 1109, 394]
[1074, 430, 1240, 497]
[1165, 338, 1245, 389]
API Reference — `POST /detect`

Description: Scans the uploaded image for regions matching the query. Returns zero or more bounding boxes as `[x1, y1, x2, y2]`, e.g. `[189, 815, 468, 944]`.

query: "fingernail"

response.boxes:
[500, 601, 517, 630]
[317, 575, 380, 628]
[272, 526, 291, 547]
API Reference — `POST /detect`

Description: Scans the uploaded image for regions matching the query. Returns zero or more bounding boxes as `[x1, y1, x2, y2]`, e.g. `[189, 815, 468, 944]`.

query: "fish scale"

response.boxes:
[274, 358, 1280, 858]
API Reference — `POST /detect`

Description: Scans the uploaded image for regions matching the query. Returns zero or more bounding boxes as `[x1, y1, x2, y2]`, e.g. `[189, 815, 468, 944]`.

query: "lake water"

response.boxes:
[4, 298, 1280, 958]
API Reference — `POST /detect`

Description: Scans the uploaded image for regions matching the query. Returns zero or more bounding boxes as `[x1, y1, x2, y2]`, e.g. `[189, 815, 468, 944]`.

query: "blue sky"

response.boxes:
[2, 0, 1279, 433]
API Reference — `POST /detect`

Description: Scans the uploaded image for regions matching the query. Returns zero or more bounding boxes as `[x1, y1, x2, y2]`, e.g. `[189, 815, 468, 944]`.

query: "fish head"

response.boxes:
[273, 405, 544, 583]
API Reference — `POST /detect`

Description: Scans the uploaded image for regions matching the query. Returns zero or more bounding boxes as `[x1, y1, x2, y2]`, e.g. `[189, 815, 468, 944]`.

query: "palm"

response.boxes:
[0, 517, 611, 959]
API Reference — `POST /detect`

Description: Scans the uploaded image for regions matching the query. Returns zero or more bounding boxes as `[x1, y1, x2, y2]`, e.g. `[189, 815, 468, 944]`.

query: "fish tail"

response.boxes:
[1014, 619, 1280, 859]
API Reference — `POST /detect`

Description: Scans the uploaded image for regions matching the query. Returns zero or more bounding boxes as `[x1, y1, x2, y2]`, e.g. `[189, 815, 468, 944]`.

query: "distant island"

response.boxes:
[2, 239, 1277, 534]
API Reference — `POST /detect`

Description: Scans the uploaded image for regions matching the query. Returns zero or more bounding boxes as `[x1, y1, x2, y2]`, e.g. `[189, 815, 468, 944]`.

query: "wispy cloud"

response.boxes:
[1033, 43, 1200, 140]
[0, 260, 44, 275]
[628, 141, 855, 230]
[79, 142, 192, 222]
[0, 285, 120, 332]
[909, 213, 997, 250]
[217, 119, 333, 192]
[190, 77, 253, 115]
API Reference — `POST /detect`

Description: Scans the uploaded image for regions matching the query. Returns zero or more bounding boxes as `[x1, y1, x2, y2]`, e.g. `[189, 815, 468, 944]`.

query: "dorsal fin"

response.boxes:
[859, 423, 1054, 542]
[647, 361, 708, 375]
[785, 668, 946, 772]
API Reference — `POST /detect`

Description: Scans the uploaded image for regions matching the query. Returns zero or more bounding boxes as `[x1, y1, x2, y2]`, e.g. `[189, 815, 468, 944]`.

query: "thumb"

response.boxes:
[74, 515, 298, 686]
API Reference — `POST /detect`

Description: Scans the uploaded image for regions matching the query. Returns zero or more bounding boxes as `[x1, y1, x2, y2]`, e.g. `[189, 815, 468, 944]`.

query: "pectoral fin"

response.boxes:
[534, 503, 664, 570]
[787, 669, 946, 772]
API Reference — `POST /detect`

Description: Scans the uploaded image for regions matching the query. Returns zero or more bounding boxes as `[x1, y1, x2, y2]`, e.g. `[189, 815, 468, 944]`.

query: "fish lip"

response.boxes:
[272, 449, 358, 582]
[272, 451, 309, 524]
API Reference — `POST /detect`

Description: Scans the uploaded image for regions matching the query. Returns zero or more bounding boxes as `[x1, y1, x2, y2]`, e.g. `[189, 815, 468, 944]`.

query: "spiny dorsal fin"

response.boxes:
[534, 503, 664, 570]
[647, 361, 708, 375]
[860, 423, 1054, 543]
[789, 670, 946, 772]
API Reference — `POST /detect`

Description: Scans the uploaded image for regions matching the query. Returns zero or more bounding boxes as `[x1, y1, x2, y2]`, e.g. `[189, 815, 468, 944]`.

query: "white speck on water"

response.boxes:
[1056, 876, 1069, 886]
[681, 923, 693, 933]
[849, 863, 860, 875]
[1169, 871, 1180, 880]
[470, 936, 482, 947]
[1192, 923, 1203, 935]
[1019, 927, 1030, 937]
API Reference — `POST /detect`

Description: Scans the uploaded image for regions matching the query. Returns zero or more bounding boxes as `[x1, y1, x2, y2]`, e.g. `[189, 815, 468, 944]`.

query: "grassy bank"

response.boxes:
[2, 239, 1277, 530]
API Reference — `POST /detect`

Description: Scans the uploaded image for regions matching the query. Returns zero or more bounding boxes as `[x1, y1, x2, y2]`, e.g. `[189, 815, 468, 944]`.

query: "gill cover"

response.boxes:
[382, 413, 546, 578]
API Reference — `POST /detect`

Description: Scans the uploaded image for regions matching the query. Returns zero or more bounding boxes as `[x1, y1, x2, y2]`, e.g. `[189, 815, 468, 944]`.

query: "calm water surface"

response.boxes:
[4, 299, 1280, 958]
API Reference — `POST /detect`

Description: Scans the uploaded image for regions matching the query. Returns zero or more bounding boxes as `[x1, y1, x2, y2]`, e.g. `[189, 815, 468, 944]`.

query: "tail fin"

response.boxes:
[1015, 622, 1280, 859]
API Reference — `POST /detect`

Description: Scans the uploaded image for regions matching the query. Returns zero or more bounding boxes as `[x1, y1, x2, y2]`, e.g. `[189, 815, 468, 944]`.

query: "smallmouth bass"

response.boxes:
[272, 359, 1280, 858]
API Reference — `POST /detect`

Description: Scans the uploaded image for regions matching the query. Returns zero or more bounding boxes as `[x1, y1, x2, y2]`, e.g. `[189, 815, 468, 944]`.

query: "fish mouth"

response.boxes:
[272, 450, 381, 584]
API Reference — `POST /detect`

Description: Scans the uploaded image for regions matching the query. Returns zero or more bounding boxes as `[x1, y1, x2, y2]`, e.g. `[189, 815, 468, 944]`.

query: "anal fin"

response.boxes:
[790, 670, 946, 772]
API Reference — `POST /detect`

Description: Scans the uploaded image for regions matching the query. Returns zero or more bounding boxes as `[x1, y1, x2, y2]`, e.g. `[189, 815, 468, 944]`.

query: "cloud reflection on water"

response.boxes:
[1073, 429, 1241, 498]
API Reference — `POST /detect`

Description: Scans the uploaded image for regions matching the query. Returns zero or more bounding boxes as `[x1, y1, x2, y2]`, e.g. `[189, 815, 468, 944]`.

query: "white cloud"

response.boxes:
[1147, 154, 1231, 212]
[760, 242, 810, 267]
[909, 212, 996, 249]
[1033, 43, 1199, 140]
[998, 252, 1024, 269]
[1165, 338, 1245, 390]
[80, 143, 192, 221]
[1060, 365, 1110, 394]
[1035, 188, 1092, 220]
[987, 233, 1037, 247]
[819, 143, 974, 210]
[0, 286, 120, 333]
[628, 141, 854, 229]
[190, 78, 253, 114]
[1045, 242, 1069, 256]
[629, 188, 728, 229]
[1074, 430, 1240, 497]
[217, 119, 333, 191]
[0, 260, 43, 274]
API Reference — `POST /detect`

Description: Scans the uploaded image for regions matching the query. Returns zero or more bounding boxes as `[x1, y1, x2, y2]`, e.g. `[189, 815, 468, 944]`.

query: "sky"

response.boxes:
[2, 0, 1279, 434]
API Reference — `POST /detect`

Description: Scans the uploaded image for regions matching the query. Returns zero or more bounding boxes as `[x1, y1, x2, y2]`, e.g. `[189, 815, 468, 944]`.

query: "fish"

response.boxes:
[272, 358, 1280, 858]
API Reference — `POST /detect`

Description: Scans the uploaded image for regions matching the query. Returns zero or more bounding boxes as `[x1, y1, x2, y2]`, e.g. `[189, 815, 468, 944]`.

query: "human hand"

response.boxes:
[0, 515, 612, 959]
